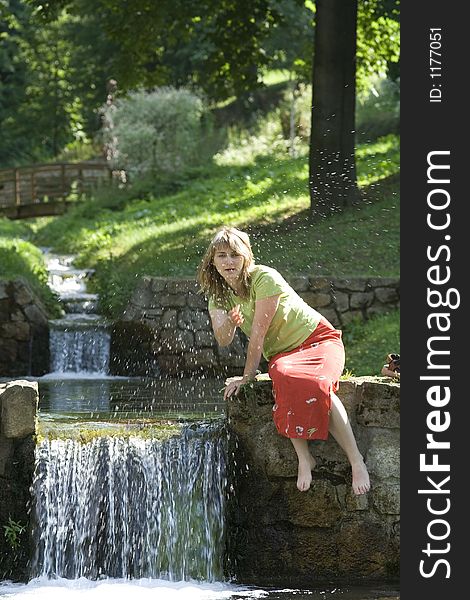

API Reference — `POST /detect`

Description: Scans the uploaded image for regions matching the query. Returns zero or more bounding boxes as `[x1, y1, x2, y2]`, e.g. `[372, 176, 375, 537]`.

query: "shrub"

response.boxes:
[100, 87, 213, 179]
[0, 238, 61, 317]
[356, 77, 400, 141]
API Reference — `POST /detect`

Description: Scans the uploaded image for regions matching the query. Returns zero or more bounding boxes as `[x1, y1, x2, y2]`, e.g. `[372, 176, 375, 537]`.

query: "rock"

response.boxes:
[334, 278, 369, 292]
[12, 280, 34, 306]
[372, 482, 400, 515]
[23, 303, 48, 327]
[308, 277, 332, 291]
[160, 329, 194, 352]
[366, 429, 400, 479]
[333, 291, 350, 312]
[285, 276, 309, 292]
[375, 287, 400, 304]
[356, 379, 400, 428]
[350, 291, 374, 309]
[226, 376, 400, 584]
[299, 292, 331, 309]
[0, 380, 38, 438]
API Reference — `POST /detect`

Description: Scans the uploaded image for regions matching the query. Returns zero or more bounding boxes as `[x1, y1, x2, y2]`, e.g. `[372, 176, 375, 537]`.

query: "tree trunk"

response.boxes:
[309, 0, 360, 218]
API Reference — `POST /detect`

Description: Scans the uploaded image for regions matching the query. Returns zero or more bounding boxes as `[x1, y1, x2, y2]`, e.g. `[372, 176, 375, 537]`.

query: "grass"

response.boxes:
[28, 133, 399, 319]
[1, 127, 400, 376]
[343, 309, 400, 376]
[0, 221, 61, 317]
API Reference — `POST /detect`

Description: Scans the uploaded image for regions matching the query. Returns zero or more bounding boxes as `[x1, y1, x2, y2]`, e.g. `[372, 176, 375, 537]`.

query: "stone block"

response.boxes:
[10, 310, 26, 322]
[161, 309, 178, 328]
[308, 277, 332, 291]
[178, 309, 211, 331]
[160, 329, 194, 353]
[159, 294, 187, 308]
[187, 292, 208, 309]
[121, 304, 142, 321]
[333, 278, 369, 292]
[23, 303, 48, 327]
[337, 517, 395, 578]
[150, 277, 167, 293]
[12, 280, 33, 306]
[217, 332, 246, 367]
[195, 330, 214, 347]
[333, 291, 349, 312]
[13, 322, 31, 341]
[350, 291, 374, 309]
[285, 276, 309, 292]
[366, 429, 400, 479]
[345, 490, 369, 511]
[164, 279, 198, 294]
[372, 482, 400, 515]
[184, 348, 217, 369]
[283, 479, 343, 527]
[375, 287, 400, 304]
[299, 292, 331, 309]
[320, 308, 340, 327]
[356, 379, 400, 428]
[0, 380, 38, 438]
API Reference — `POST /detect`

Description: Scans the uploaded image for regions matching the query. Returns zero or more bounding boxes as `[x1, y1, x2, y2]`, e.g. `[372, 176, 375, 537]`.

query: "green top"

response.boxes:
[208, 265, 321, 360]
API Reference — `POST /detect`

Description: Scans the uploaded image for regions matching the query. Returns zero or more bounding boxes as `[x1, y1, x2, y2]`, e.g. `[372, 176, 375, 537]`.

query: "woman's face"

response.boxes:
[212, 243, 245, 284]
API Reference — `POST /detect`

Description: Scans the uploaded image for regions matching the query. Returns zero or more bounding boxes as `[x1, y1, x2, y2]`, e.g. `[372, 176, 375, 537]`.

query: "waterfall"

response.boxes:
[31, 423, 227, 581]
[44, 252, 110, 376]
[49, 320, 110, 374]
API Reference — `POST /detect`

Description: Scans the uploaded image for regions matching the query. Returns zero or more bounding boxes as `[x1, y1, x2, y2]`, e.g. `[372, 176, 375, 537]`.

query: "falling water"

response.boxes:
[49, 319, 110, 374]
[31, 423, 227, 581]
[44, 251, 110, 376]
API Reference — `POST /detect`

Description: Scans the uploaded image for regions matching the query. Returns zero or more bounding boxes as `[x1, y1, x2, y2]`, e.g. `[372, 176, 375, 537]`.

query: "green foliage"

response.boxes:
[3, 517, 26, 550]
[0, 234, 61, 316]
[357, 0, 400, 92]
[100, 88, 213, 178]
[343, 309, 400, 376]
[356, 77, 400, 141]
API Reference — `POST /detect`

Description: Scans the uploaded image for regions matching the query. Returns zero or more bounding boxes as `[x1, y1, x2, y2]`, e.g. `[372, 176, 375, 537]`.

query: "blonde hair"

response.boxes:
[197, 227, 254, 307]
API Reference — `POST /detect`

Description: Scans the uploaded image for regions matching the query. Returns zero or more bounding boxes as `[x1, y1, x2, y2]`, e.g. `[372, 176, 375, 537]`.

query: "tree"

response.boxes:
[308, 0, 359, 217]
[309, 0, 400, 218]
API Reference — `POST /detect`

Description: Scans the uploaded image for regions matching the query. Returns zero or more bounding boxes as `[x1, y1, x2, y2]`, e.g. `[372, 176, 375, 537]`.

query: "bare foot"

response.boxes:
[351, 457, 370, 495]
[297, 454, 316, 492]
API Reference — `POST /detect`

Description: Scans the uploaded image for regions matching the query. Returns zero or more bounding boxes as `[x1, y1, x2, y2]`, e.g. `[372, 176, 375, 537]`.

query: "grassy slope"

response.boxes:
[3, 134, 400, 376]
[0, 220, 61, 316]
[30, 134, 399, 312]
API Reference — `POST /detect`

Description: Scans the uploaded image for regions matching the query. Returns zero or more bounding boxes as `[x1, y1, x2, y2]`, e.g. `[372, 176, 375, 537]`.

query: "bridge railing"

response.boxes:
[0, 161, 112, 209]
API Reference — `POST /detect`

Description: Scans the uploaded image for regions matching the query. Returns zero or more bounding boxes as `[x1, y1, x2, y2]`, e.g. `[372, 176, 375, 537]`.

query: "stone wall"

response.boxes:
[111, 275, 400, 377]
[0, 278, 50, 377]
[225, 376, 400, 586]
[0, 380, 38, 581]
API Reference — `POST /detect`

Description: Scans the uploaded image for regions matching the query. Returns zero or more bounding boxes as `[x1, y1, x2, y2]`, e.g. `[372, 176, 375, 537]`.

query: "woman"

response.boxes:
[197, 226, 370, 495]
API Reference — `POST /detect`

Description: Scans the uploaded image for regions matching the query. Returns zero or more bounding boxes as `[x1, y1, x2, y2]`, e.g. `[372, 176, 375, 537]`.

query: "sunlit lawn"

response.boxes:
[1, 132, 399, 323]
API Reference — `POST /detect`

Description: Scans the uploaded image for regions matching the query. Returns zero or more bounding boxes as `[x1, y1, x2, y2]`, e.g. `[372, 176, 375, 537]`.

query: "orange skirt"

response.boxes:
[268, 317, 345, 440]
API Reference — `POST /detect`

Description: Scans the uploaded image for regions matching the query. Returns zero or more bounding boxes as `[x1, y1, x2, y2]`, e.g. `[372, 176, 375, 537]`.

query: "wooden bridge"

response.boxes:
[0, 161, 112, 219]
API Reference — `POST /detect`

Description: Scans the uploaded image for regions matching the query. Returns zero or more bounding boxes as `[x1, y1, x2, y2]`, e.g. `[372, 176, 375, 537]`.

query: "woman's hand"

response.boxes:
[223, 375, 252, 400]
[228, 304, 244, 327]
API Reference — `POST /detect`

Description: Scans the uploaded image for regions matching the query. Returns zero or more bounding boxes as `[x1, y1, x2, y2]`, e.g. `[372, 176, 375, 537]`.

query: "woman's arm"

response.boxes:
[209, 306, 244, 346]
[224, 294, 280, 399]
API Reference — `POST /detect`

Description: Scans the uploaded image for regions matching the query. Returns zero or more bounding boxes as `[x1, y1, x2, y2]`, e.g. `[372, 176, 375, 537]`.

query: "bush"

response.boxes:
[0, 238, 61, 317]
[100, 87, 213, 179]
[356, 77, 400, 141]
